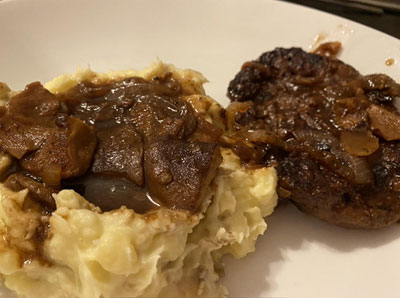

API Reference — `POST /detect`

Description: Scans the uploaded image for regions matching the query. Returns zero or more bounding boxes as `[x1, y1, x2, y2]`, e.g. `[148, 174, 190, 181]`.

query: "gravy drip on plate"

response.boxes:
[385, 58, 395, 66]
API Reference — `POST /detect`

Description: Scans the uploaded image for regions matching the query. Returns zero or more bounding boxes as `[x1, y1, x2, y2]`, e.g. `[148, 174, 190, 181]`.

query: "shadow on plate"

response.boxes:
[223, 202, 400, 297]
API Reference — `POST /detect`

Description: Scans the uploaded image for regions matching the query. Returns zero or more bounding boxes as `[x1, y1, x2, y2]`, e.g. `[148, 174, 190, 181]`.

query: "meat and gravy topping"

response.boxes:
[0, 74, 222, 214]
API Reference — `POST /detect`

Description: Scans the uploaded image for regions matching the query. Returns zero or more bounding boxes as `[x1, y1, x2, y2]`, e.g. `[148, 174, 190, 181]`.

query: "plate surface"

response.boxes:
[0, 0, 400, 297]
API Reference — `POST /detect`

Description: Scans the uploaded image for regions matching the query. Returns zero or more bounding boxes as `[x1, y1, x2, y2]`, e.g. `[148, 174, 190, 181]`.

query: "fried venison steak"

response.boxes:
[227, 47, 400, 229]
[0, 74, 222, 214]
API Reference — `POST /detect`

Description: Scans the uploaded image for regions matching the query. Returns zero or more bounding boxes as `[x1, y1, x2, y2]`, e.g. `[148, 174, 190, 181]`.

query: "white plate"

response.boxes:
[0, 0, 400, 297]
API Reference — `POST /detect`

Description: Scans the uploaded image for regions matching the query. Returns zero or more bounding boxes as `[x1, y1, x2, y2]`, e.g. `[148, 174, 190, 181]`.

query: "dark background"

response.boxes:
[281, 0, 400, 39]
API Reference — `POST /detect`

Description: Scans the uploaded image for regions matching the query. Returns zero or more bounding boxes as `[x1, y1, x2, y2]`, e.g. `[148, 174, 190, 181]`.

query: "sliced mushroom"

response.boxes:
[367, 104, 400, 141]
[340, 130, 379, 157]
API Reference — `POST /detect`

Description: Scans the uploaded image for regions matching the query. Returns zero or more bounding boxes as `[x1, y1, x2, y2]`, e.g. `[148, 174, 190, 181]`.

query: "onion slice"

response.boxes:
[225, 101, 251, 131]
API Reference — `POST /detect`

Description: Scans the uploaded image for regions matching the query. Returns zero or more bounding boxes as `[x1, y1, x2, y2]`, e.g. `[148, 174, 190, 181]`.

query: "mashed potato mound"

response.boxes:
[0, 62, 277, 298]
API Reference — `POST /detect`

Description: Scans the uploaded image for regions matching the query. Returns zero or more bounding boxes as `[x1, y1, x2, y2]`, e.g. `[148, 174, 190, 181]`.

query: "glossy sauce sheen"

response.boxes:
[62, 76, 172, 213]
[0, 74, 222, 214]
[63, 174, 157, 214]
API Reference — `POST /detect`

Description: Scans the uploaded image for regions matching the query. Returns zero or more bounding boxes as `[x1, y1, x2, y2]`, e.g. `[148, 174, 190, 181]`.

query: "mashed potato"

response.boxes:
[0, 62, 277, 298]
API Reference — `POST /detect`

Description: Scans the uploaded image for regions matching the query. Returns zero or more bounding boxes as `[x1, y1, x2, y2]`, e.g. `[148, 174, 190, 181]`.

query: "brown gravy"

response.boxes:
[312, 41, 342, 58]
[0, 74, 222, 215]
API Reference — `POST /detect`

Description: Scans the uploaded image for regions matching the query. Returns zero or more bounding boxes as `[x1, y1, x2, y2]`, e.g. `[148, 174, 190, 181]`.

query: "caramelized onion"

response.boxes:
[225, 101, 251, 131]
[238, 127, 375, 185]
[330, 147, 373, 185]
[292, 129, 336, 144]
[278, 186, 292, 198]
[340, 130, 379, 157]
[293, 75, 322, 85]
[235, 129, 285, 147]
[333, 97, 368, 130]
[241, 61, 272, 77]
[40, 164, 62, 187]
[292, 129, 373, 184]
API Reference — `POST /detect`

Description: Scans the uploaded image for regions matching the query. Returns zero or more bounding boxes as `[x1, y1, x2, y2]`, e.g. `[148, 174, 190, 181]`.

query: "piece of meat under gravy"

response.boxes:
[0, 74, 223, 215]
[227, 47, 400, 229]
